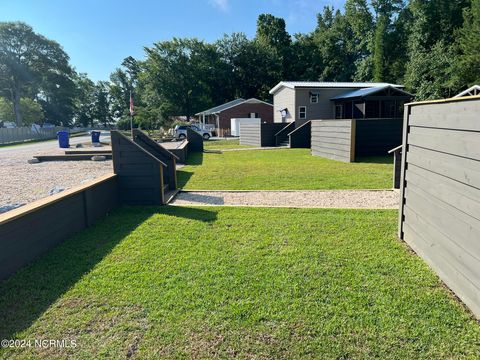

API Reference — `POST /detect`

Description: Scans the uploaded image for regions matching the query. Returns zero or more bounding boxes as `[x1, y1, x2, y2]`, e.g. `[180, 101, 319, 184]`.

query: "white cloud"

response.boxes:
[209, 0, 229, 12]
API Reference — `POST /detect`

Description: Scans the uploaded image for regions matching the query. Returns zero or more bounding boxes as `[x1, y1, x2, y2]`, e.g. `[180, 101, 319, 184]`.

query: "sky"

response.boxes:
[0, 0, 345, 82]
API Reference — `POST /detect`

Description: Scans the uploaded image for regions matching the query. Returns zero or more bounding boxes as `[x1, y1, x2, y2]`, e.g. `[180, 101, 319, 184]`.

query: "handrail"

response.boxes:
[111, 131, 168, 167]
[274, 122, 295, 137]
[287, 120, 311, 136]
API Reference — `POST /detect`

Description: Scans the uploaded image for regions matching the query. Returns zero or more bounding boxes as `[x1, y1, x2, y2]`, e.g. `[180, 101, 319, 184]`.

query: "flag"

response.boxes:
[129, 92, 135, 116]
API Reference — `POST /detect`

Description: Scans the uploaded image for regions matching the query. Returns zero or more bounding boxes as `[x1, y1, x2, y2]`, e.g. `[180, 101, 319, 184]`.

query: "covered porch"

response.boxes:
[330, 85, 413, 120]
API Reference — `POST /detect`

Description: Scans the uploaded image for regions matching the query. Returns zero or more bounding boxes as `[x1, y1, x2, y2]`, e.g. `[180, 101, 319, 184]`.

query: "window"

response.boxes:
[299, 106, 307, 119]
[335, 105, 343, 119]
[310, 93, 319, 103]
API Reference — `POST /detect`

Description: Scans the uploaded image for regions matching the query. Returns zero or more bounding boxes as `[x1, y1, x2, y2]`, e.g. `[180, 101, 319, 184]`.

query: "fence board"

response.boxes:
[399, 97, 480, 318]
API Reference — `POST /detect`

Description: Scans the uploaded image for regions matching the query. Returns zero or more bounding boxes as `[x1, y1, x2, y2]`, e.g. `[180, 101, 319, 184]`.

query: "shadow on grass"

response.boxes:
[355, 155, 393, 164]
[177, 170, 193, 188]
[0, 207, 152, 340]
[161, 205, 218, 222]
[186, 152, 203, 165]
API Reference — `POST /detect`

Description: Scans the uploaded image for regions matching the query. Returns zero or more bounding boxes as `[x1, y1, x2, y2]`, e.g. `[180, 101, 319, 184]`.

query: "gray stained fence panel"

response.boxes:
[0, 174, 118, 281]
[111, 131, 166, 205]
[240, 123, 290, 147]
[311, 119, 354, 162]
[240, 123, 261, 146]
[132, 129, 178, 191]
[399, 96, 480, 318]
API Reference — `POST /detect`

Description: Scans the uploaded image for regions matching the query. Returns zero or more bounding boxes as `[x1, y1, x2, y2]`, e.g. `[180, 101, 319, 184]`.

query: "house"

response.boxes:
[269, 81, 411, 127]
[196, 98, 273, 136]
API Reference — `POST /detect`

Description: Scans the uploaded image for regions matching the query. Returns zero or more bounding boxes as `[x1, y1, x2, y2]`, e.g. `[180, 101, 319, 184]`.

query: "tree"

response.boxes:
[255, 14, 292, 78]
[93, 81, 111, 127]
[404, 0, 470, 99]
[451, 0, 480, 89]
[0, 97, 43, 125]
[73, 73, 96, 127]
[143, 38, 224, 120]
[0, 22, 74, 126]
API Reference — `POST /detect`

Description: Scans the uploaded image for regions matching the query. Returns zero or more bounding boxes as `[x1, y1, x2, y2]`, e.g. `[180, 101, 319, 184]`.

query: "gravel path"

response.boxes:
[171, 190, 400, 209]
[1, 134, 113, 212]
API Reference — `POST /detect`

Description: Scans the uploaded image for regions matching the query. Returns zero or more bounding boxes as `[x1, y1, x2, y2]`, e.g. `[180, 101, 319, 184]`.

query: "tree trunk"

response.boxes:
[12, 84, 23, 127]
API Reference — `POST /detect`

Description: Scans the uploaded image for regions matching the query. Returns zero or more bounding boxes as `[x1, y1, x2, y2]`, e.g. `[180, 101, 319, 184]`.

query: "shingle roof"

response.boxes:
[330, 85, 412, 100]
[195, 98, 272, 116]
[269, 81, 403, 94]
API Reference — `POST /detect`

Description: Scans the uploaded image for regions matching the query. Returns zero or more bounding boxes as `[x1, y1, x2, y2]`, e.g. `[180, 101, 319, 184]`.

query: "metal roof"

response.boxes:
[269, 81, 403, 94]
[195, 98, 272, 116]
[330, 85, 413, 101]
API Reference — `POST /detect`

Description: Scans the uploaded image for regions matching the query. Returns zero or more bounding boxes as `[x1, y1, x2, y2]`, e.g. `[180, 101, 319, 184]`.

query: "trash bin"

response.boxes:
[57, 131, 70, 148]
[91, 131, 101, 143]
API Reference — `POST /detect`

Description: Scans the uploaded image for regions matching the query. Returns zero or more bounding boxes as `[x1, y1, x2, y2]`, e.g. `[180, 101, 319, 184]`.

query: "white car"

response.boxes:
[174, 125, 212, 140]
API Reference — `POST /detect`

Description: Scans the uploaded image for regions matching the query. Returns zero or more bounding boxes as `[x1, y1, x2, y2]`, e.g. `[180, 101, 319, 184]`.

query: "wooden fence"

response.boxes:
[0, 126, 89, 144]
[0, 174, 118, 281]
[239, 123, 289, 147]
[399, 96, 480, 318]
[311, 119, 355, 162]
[111, 131, 168, 205]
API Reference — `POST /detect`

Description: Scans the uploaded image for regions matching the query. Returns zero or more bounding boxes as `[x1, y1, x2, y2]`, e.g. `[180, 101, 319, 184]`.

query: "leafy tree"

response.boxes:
[404, 0, 470, 99]
[0, 22, 74, 126]
[0, 97, 43, 125]
[93, 81, 111, 127]
[451, 0, 480, 89]
[255, 14, 292, 78]
[143, 38, 226, 120]
[73, 73, 96, 127]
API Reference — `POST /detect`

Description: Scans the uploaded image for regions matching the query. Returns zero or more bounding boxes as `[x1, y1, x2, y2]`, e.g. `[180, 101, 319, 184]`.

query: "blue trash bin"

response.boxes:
[57, 131, 70, 148]
[91, 131, 101, 143]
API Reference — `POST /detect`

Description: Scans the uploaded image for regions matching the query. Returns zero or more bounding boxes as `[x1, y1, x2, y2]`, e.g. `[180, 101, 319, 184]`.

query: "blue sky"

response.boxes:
[0, 0, 345, 82]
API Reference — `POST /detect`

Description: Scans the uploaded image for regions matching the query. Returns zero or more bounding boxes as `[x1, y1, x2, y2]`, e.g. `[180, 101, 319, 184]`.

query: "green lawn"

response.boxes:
[0, 207, 478, 359]
[204, 138, 253, 150]
[178, 149, 393, 190]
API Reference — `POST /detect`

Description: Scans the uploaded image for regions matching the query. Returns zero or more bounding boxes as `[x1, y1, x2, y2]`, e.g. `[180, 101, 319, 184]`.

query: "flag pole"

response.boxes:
[129, 91, 134, 137]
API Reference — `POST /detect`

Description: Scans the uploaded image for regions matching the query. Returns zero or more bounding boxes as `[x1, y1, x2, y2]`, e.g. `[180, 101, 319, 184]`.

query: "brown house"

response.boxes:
[196, 98, 273, 136]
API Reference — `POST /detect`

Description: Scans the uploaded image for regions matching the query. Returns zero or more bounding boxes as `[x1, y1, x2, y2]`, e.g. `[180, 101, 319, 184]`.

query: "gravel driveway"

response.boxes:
[1, 134, 113, 212]
[171, 190, 400, 209]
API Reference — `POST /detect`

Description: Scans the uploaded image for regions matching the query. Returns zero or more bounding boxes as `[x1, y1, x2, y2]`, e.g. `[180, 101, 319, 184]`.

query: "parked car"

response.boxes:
[42, 123, 55, 129]
[2, 121, 16, 128]
[174, 125, 212, 140]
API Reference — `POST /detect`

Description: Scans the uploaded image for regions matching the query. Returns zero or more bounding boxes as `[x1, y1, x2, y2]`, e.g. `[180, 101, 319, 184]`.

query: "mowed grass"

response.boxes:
[178, 148, 393, 190]
[204, 138, 253, 150]
[0, 207, 479, 359]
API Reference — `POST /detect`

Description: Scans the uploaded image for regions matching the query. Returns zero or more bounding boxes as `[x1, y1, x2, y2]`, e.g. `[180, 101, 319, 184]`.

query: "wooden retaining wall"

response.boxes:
[289, 121, 311, 148]
[399, 96, 480, 318]
[132, 129, 178, 190]
[186, 128, 204, 152]
[239, 123, 261, 146]
[355, 118, 403, 156]
[111, 131, 167, 205]
[240, 123, 290, 147]
[0, 174, 118, 281]
[311, 119, 355, 162]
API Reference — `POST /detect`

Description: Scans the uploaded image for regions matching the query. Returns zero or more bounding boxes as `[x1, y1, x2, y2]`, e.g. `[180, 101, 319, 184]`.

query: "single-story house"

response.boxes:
[269, 81, 411, 127]
[196, 98, 273, 136]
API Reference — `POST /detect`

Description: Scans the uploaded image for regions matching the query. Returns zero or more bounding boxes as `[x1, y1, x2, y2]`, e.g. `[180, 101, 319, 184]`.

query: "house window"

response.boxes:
[310, 94, 319, 103]
[299, 106, 307, 119]
[335, 104, 343, 119]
